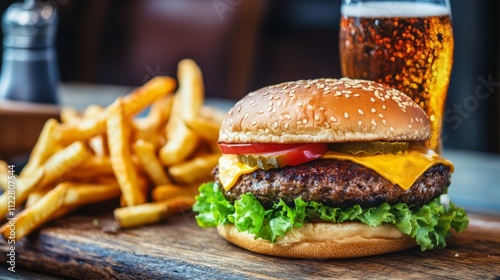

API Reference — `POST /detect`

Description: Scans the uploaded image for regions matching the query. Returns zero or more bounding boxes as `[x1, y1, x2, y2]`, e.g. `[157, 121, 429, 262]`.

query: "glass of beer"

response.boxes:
[339, 0, 453, 153]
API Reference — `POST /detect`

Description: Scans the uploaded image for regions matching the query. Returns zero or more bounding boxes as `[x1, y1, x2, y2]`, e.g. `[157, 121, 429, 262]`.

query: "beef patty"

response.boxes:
[215, 159, 451, 209]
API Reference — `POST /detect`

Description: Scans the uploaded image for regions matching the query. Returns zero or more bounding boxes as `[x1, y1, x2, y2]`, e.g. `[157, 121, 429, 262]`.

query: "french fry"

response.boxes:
[25, 188, 50, 208]
[56, 76, 176, 144]
[184, 117, 220, 144]
[62, 156, 114, 181]
[62, 181, 121, 206]
[152, 184, 199, 202]
[0, 161, 7, 173]
[37, 141, 91, 189]
[107, 99, 146, 206]
[131, 95, 173, 148]
[0, 141, 90, 219]
[199, 105, 226, 123]
[0, 169, 44, 219]
[168, 153, 220, 184]
[132, 118, 165, 149]
[159, 123, 199, 166]
[83, 104, 105, 118]
[21, 119, 61, 176]
[114, 196, 194, 228]
[60, 107, 82, 124]
[177, 59, 204, 122]
[159, 60, 205, 166]
[0, 181, 121, 241]
[1, 181, 67, 241]
[0, 161, 8, 191]
[149, 94, 174, 127]
[133, 140, 170, 186]
[80, 105, 108, 156]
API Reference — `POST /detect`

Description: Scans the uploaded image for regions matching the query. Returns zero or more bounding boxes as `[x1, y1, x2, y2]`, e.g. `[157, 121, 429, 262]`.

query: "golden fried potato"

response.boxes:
[107, 99, 146, 206]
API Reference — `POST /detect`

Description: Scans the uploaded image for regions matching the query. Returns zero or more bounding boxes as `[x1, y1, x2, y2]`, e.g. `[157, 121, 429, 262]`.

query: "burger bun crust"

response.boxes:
[219, 78, 430, 144]
[217, 222, 416, 258]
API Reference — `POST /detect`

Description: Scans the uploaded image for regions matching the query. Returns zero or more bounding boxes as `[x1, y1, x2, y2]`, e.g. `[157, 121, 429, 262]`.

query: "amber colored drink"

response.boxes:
[339, 2, 454, 152]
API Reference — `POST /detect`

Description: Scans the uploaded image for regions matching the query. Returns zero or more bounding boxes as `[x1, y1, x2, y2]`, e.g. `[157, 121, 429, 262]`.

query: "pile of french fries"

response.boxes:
[0, 59, 224, 240]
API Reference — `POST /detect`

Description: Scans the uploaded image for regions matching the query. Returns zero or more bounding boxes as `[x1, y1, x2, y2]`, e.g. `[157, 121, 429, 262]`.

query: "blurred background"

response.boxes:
[0, 0, 498, 154]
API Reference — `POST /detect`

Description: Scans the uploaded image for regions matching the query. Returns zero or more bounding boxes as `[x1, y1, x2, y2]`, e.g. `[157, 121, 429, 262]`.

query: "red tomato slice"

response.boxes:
[218, 143, 328, 167]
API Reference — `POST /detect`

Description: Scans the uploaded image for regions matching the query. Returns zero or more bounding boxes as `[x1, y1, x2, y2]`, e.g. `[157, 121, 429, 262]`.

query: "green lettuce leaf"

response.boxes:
[193, 182, 469, 251]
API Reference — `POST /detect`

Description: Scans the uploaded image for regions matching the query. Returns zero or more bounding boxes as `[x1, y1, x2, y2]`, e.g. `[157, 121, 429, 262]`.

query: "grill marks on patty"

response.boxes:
[214, 159, 451, 209]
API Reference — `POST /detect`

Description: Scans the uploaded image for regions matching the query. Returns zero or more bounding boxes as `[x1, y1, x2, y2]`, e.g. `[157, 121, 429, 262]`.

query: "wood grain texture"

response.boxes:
[0, 212, 499, 279]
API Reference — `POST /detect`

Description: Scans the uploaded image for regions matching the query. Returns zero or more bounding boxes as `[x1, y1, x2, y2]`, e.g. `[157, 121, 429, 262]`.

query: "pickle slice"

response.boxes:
[328, 141, 409, 155]
[237, 154, 279, 170]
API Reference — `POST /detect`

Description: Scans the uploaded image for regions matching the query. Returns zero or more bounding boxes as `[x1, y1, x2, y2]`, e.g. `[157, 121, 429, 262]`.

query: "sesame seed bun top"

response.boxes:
[218, 78, 430, 144]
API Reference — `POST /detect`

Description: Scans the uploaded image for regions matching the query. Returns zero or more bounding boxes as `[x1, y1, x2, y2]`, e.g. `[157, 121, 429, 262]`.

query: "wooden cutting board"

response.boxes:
[0, 210, 499, 279]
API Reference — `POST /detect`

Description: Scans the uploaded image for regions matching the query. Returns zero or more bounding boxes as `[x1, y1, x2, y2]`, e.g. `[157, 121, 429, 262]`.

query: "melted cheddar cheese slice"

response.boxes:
[218, 146, 453, 191]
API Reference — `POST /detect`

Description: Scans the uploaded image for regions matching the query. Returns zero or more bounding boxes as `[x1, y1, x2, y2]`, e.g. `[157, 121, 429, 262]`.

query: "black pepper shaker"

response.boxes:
[0, 0, 59, 104]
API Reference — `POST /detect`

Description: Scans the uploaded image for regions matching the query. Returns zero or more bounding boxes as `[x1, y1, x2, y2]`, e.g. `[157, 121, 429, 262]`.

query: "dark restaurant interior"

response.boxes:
[0, 0, 498, 153]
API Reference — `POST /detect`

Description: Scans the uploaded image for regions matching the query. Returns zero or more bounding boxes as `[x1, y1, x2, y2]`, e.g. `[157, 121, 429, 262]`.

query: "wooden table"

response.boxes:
[0, 210, 498, 279]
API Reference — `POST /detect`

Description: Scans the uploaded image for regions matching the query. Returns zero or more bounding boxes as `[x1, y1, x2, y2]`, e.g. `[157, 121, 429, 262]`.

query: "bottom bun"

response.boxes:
[217, 222, 416, 258]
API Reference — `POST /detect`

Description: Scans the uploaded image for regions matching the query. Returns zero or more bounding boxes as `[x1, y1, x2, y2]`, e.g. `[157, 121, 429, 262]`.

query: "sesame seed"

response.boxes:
[382, 119, 387, 125]
[358, 109, 364, 115]
[358, 120, 362, 126]
[303, 119, 308, 124]
[284, 123, 289, 129]
[370, 97, 376, 103]
[344, 112, 349, 119]
[244, 113, 249, 119]
[371, 119, 377, 126]
[251, 121, 257, 126]
[408, 124, 412, 129]
[334, 91, 342, 97]
[258, 110, 264, 114]
[330, 116, 338, 123]
[389, 126, 395, 132]
[371, 108, 376, 113]
[314, 115, 320, 121]
[249, 100, 255, 105]
[378, 113, 384, 119]
[273, 122, 278, 128]
[382, 105, 387, 110]
[297, 120, 302, 125]
[319, 107, 325, 111]
[237, 107, 241, 113]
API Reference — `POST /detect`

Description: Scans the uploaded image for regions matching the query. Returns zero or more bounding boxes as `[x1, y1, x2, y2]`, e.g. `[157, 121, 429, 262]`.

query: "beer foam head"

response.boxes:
[341, 2, 451, 18]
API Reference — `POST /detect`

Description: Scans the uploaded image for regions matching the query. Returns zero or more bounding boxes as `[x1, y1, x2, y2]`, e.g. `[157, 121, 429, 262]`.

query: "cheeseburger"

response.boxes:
[194, 78, 468, 258]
